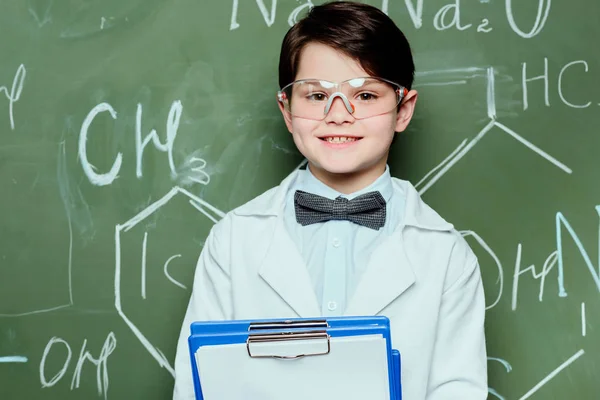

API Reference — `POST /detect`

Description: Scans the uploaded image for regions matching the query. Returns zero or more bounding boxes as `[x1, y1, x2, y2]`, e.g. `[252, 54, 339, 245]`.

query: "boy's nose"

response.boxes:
[324, 95, 354, 124]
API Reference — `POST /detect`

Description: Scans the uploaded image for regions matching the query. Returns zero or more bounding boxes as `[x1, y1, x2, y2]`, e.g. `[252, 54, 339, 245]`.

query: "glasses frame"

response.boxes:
[277, 76, 409, 121]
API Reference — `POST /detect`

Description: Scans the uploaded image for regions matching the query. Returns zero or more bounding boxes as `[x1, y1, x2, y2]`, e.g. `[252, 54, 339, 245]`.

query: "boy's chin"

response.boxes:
[309, 161, 369, 176]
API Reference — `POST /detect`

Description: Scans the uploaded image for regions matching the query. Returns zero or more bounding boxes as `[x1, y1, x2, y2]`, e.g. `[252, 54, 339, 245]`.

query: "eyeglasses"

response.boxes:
[277, 77, 407, 121]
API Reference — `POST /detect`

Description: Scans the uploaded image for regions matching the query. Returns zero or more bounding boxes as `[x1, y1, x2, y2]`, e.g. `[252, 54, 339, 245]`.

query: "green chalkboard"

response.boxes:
[1, 0, 599, 399]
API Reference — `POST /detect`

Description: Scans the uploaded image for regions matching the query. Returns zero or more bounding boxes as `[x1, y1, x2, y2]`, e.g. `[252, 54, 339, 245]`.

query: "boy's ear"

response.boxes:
[395, 89, 418, 133]
[277, 98, 294, 133]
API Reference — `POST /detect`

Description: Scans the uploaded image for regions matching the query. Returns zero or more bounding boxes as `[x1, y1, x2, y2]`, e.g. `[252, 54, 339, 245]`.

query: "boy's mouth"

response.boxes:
[318, 135, 363, 144]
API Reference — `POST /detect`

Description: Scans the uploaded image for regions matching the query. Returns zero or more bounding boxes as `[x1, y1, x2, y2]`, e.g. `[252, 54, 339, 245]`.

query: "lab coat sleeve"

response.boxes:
[172, 219, 233, 400]
[426, 252, 488, 399]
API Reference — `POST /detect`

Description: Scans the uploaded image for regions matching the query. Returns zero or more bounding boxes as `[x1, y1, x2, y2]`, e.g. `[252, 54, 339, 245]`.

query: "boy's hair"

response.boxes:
[278, 1, 415, 90]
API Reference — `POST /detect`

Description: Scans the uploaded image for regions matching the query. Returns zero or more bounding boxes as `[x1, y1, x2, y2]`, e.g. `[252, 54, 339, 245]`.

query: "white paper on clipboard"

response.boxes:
[195, 334, 390, 400]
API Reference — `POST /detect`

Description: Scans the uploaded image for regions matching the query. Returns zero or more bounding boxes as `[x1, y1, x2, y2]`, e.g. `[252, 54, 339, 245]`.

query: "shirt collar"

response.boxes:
[233, 168, 453, 232]
[297, 164, 394, 203]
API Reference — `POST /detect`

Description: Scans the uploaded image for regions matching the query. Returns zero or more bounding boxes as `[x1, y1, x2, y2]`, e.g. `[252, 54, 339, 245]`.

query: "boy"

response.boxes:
[173, 2, 487, 399]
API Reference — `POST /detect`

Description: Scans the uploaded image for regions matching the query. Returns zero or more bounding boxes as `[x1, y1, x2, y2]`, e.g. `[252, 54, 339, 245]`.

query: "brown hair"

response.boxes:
[278, 1, 415, 90]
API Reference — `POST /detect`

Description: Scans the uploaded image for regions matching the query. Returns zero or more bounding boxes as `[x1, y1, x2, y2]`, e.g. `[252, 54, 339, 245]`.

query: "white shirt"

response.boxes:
[284, 165, 403, 315]
[173, 169, 488, 400]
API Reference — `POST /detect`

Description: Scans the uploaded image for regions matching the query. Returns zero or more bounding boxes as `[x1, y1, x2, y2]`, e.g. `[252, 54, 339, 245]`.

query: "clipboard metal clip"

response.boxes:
[246, 319, 331, 359]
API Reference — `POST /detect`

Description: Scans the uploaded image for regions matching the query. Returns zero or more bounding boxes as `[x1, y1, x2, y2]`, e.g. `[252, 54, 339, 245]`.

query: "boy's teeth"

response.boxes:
[325, 137, 356, 143]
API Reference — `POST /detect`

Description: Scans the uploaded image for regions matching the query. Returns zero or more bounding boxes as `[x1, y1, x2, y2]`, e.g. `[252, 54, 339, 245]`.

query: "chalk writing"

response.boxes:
[231, 0, 549, 37]
[114, 186, 225, 376]
[135, 101, 180, 179]
[40, 338, 72, 388]
[414, 65, 571, 196]
[556, 207, 600, 297]
[433, 0, 473, 31]
[0, 142, 74, 317]
[511, 205, 600, 309]
[488, 351, 587, 400]
[477, 18, 492, 33]
[79, 101, 183, 186]
[523, 57, 597, 110]
[559, 61, 592, 108]
[178, 155, 211, 186]
[28, 2, 52, 27]
[506, 0, 551, 39]
[518, 349, 585, 399]
[581, 302, 586, 337]
[40, 332, 117, 399]
[70, 333, 117, 400]
[78, 103, 122, 186]
[141, 231, 148, 299]
[461, 230, 504, 310]
[511, 244, 558, 310]
[164, 254, 187, 290]
[383, 0, 424, 28]
[288, 1, 313, 26]
[138, 231, 189, 298]
[488, 356, 512, 400]
[0, 356, 28, 363]
[230, 0, 276, 30]
[0, 64, 26, 130]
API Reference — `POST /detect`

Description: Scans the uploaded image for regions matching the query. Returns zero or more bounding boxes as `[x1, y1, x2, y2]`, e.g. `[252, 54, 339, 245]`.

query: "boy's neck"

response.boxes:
[307, 162, 387, 195]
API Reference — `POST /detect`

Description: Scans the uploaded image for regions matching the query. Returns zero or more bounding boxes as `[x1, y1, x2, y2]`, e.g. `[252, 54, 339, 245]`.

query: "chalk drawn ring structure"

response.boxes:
[113, 186, 225, 376]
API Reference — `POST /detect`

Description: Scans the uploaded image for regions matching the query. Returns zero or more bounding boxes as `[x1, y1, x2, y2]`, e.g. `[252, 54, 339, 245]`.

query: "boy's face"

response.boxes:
[278, 42, 417, 181]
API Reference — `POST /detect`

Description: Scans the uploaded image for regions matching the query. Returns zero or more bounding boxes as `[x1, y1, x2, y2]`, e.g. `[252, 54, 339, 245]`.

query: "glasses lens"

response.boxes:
[282, 80, 329, 119]
[282, 78, 401, 120]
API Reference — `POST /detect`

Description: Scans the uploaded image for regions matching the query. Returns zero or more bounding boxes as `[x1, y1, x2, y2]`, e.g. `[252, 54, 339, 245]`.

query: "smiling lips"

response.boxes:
[318, 135, 363, 145]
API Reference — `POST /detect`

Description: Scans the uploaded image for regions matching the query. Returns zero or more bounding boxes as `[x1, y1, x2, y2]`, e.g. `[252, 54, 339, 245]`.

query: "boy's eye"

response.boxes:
[358, 92, 378, 101]
[307, 93, 327, 101]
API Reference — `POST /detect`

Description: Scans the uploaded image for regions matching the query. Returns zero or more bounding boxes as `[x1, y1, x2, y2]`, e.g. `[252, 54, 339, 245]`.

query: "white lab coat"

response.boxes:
[173, 169, 487, 400]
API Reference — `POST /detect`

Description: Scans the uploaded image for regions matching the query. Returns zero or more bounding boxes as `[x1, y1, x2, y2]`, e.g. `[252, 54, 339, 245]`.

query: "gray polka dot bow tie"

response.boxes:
[294, 190, 386, 230]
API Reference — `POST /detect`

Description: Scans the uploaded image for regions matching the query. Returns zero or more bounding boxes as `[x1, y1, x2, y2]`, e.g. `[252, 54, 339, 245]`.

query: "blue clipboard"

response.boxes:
[392, 349, 402, 399]
[188, 317, 402, 400]
[190, 316, 392, 335]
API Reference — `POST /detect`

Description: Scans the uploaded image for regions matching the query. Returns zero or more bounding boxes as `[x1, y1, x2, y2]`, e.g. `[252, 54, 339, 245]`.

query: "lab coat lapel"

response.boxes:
[235, 168, 320, 318]
[239, 169, 454, 319]
[258, 217, 321, 318]
[344, 179, 455, 316]
[345, 229, 415, 316]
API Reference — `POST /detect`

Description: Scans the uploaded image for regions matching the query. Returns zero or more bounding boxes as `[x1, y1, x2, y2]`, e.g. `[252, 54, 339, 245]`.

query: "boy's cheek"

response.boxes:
[290, 120, 320, 138]
[282, 113, 294, 133]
